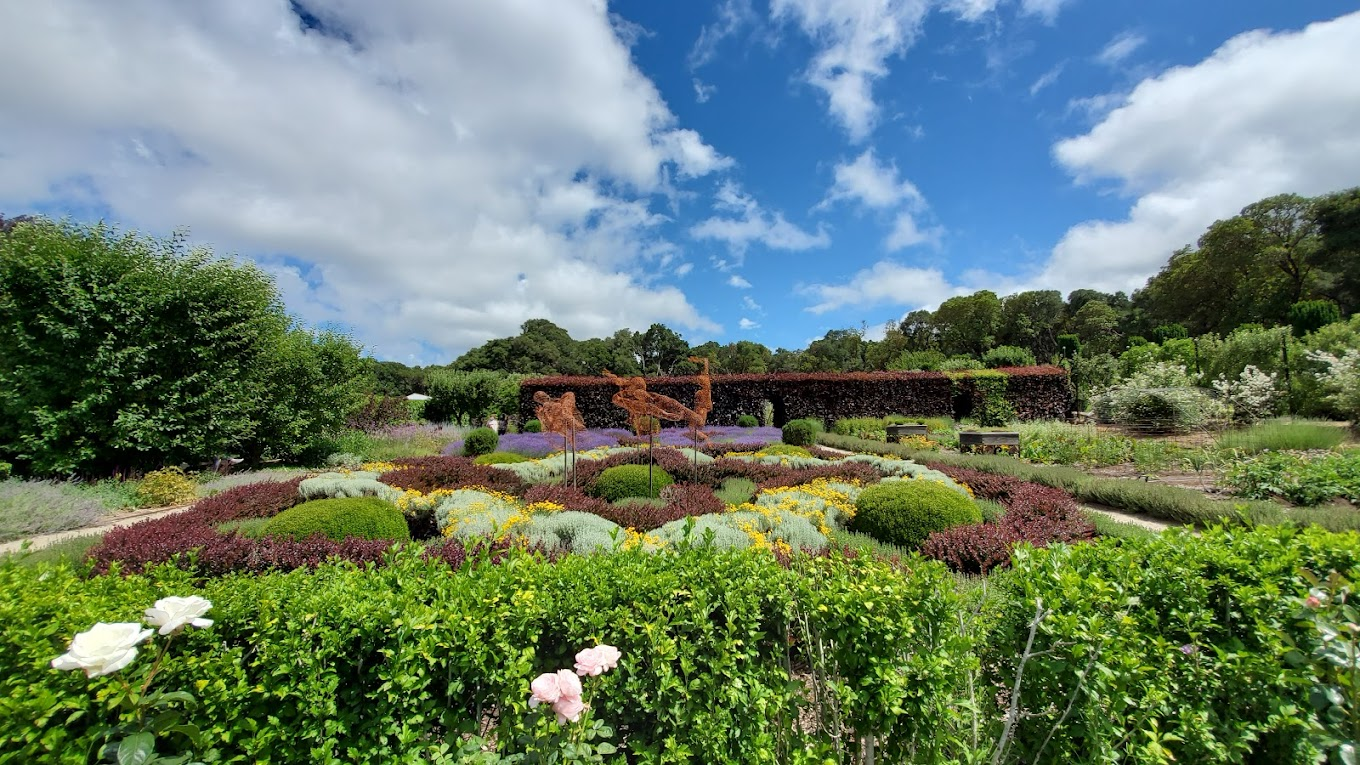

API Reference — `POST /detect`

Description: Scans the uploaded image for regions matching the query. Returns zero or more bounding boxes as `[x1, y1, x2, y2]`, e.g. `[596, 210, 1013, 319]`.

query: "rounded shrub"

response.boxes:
[982, 345, 1037, 368]
[135, 467, 198, 507]
[262, 496, 410, 542]
[850, 480, 981, 549]
[593, 464, 674, 502]
[736, 414, 759, 427]
[782, 419, 818, 446]
[462, 427, 499, 457]
[523, 419, 543, 433]
[474, 451, 530, 465]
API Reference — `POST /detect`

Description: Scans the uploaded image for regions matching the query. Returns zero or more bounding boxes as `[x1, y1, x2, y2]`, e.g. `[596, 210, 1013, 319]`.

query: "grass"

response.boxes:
[0, 480, 112, 543]
[1216, 418, 1347, 454]
[715, 478, 758, 506]
[1, 533, 103, 567]
[831, 529, 914, 560]
[976, 499, 1007, 522]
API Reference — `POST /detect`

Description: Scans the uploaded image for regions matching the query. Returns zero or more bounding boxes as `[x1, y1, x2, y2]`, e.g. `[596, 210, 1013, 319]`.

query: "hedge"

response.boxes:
[521, 366, 1072, 428]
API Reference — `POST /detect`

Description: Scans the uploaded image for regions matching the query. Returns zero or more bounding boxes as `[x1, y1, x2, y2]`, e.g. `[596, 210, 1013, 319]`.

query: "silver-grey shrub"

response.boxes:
[0, 480, 108, 543]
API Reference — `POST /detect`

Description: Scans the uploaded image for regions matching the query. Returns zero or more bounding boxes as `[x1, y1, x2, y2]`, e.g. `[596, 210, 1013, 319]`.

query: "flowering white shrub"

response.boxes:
[1092, 362, 1228, 431]
[1212, 365, 1280, 423]
[1308, 349, 1360, 422]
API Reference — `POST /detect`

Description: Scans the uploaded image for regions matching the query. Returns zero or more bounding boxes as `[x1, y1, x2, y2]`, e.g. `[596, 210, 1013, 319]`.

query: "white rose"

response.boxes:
[51, 622, 153, 678]
[143, 596, 214, 636]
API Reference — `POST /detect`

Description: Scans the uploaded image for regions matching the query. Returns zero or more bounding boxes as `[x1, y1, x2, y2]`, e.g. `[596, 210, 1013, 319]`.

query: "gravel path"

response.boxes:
[0, 504, 193, 555]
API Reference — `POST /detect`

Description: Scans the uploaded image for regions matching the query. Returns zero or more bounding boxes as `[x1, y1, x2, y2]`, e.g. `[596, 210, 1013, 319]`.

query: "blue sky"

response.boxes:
[2, 1, 1358, 363]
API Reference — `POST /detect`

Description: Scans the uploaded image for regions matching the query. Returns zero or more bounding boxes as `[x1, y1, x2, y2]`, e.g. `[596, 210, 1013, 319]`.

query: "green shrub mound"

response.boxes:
[782, 418, 820, 446]
[736, 414, 759, 427]
[473, 451, 530, 465]
[461, 427, 499, 457]
[757, 444, 813, 458]
[261, 496, 410, 542]
[522, 419, 543, 433]
[593, 464, 674, 501]
[850, 479, 981, 548]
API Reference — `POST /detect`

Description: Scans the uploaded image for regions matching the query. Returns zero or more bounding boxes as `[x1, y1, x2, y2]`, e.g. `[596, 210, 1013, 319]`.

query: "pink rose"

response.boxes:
[1306, 595, 1323, 608]
[574, 644, 622, 676]
[529, 672, 563, 707]
[553, 693, 586, 724]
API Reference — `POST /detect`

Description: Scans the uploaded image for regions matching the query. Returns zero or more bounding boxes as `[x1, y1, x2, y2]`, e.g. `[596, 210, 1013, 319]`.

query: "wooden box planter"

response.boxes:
[958, 431, 1020, 455]
[885, 424, 929, 439]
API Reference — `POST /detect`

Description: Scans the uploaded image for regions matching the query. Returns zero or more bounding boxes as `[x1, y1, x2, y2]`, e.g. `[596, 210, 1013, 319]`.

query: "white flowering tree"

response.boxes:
[1308, 350, 1360, 423]
[1212, 365, 1281, 423]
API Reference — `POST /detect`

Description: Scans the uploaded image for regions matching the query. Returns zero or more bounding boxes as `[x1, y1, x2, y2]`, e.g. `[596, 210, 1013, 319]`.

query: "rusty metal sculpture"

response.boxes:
[603, 356, 712, 487]
[534, 391, 586, 487]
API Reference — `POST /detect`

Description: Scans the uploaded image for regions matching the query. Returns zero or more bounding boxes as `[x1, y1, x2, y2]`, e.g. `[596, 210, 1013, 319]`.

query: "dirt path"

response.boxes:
[0, 503, 194, 555]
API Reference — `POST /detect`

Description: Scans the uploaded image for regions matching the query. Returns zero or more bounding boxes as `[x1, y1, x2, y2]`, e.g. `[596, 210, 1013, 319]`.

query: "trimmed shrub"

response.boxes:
[757, 444, 813, 457]
[593, 464, 674, 501]
[378, 456, 527, 495]
[461, 427, 499, 457]
[737, 414, 760, 427]
[134, 467, 198, 508]
[473, 451, 530, 465]
[850, 480, 981, 548]
[782, 419, 819, 446]
[262, 497, 410, 543]
[982, 345, 1037, 368]
[325, 452, 365, 469]
[522, 418, 543, 432]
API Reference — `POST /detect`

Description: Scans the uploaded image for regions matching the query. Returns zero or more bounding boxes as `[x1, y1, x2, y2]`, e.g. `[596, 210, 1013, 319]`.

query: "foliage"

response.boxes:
[1216, 419, 1347, 453]
[1093, 362, 1225, 432]
[1014, 421, 1133, 466]
[714, 477, 758, 506]
[782, 419, 818, 446]
[1213, 364, 1282, 423]
[0, 219, 369, 476]
[963, 370, 1014, 427]
[1224, 450, 1360, 507]
[262, 497, 410, 543]
[736, 414, 759, 427]
[592, 464, 674, 502]
[346, 394, 416, 431]
[1310, 349, 1360, 422]
[982, 345, 1037, 368]
[523, 419, 543, 433]
[475, 451, 531, 465]
[426, 369, 522, 425]
[849, 479, 981, 549]
[462, 427, 500, 457]
[0, 479, 108, 543]
[134, 468, 198, 508]
[380, 456, 528, 496]
[1291, 300, 1342, 337]
[1286, 569, 1360, 763]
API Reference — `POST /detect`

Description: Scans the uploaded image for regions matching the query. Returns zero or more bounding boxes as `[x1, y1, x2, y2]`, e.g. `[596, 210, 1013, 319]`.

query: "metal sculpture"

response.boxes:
[534, 391, 586, 487]
[603, 357, 712, 486]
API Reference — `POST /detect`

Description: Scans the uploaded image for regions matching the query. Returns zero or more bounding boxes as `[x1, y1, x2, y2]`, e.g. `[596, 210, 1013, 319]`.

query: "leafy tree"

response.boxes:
[802, 328, 867, 372]
[1312, 187, 1360, 314]
[370, 360, 428, 397]
[887, 349, 947, 371]
[1241, 193, 1320, 306]
[716, 340, 772, 374]
[934, 290, 1001, 357]
[638, 323, 689, 376]
[768, 348, 803, 372]
[425, 370, 521, 425]
[999, 290, 1064, 360]
[0, 218, 352, 475]
[1070, 301, 1122, 355]
[244, 329, 371, 463]
[896, 309, 939, 352]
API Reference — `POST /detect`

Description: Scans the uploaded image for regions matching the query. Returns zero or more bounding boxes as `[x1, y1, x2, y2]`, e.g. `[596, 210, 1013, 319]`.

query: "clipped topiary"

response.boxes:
[736, 414, 759, 427]
[850, 480, 981, 549]
[135, 467, 199, 507]
[462, 427, 499, 457]
[474, 451, 530, 465]
[782, 419, 817, 446]
[261, 496, 411, 543]
[523, 419, 543, 433]
[593, 464, 674, 502]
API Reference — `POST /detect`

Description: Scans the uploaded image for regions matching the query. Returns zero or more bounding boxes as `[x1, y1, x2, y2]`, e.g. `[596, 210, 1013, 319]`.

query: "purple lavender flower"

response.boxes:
[1179, 644, 1198, 656]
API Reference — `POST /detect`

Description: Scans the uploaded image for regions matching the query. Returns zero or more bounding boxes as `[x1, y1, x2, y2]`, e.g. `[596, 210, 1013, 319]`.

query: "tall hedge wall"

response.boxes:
[520, 366, 1072, 427]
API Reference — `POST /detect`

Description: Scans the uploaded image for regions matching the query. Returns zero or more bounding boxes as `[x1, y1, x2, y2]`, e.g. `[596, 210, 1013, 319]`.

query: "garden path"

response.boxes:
[0, 503, 194, 555]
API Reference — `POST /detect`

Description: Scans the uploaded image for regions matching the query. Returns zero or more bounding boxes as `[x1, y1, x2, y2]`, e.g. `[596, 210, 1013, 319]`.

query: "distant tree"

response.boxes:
[1242, 193, 1320, 306]
[1071, 300, 1122, 355]
[638, 323, 689, 376]
[370, 360, 428, 397]
[425, 370, 520, 425]
[999, 290, 1064, 360]
[1312, 187, 1360, 314]
[803, 328, 867, 372]
[897, 309, 939, 352]
[716, 340, 772, 374]
[769, 348, 803, 372]
[934, 290, 1001, 357]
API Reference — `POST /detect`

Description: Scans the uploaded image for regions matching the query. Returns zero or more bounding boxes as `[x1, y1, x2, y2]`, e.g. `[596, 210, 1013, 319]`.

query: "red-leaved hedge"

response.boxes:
[520, 367, 1071, 427]
[379, 456, 529, 495]
[918, 465, 1095, 574]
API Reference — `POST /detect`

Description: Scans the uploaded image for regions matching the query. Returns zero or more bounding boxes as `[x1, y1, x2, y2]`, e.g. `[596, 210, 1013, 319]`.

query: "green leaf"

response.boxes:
[117, 732, 156, 765]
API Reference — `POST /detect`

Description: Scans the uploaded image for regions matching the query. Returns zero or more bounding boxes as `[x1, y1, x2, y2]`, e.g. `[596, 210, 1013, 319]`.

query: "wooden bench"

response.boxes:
[958, 431, 1020, 455]
[885, 424, 929, 439]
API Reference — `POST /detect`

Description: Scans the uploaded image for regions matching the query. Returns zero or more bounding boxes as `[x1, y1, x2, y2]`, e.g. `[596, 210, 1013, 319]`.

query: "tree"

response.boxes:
[425, 370, 520, 425]
[802, 328, 867, 372]
[934, 291, 1001, 358]
[1242, 193, 1320, 306]
[897, 310, 939, 352]
[1312, 187, 1360, 314]
[999, 290, 1064, 360]
[370, 360, 428, 397]
[716, 340, 771, 374]
[0, 218, 358, 475]
[1070, 300, 1122, 355]
[638, 323, 689, 376]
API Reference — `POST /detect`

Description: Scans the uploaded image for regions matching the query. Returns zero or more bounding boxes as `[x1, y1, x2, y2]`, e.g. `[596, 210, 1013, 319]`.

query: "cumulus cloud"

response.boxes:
[728, 274, 753, 288]
[739, 317, 760, 329]
[1096, 30, 1146, 66]
[690, 181, 830, 258]
[0, 0, 726, 362]
[802, 261, 960, 314]
[820, 149, 925, 209]
[1043, 11, 1360, 295]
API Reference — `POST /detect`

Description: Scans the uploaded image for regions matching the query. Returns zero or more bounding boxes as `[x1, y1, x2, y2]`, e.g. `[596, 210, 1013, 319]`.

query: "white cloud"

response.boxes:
[690, 0, 755, 69]
[739, 317, 761, 329]
[885, 213, 943, 250]
[674, 262, 694, 276]
[693, 78, 717, 103]
[1019, 0, 1074, 24]
[0, 0, 725, 362]
[803, 261, 961, 314]
[769, 0, 933, 141]
[742, 295, 763, 311]
[1043, 11, 1360, 295]
[820, 149, 925, 209]
[657, 129, 735, 178]
[942, 0, 1003, 22]
[690, 181, 830, 257]
[1097, 30, 1146, 67]
[728, 274, 753, 288]
[1029, 61, 1065, 96]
